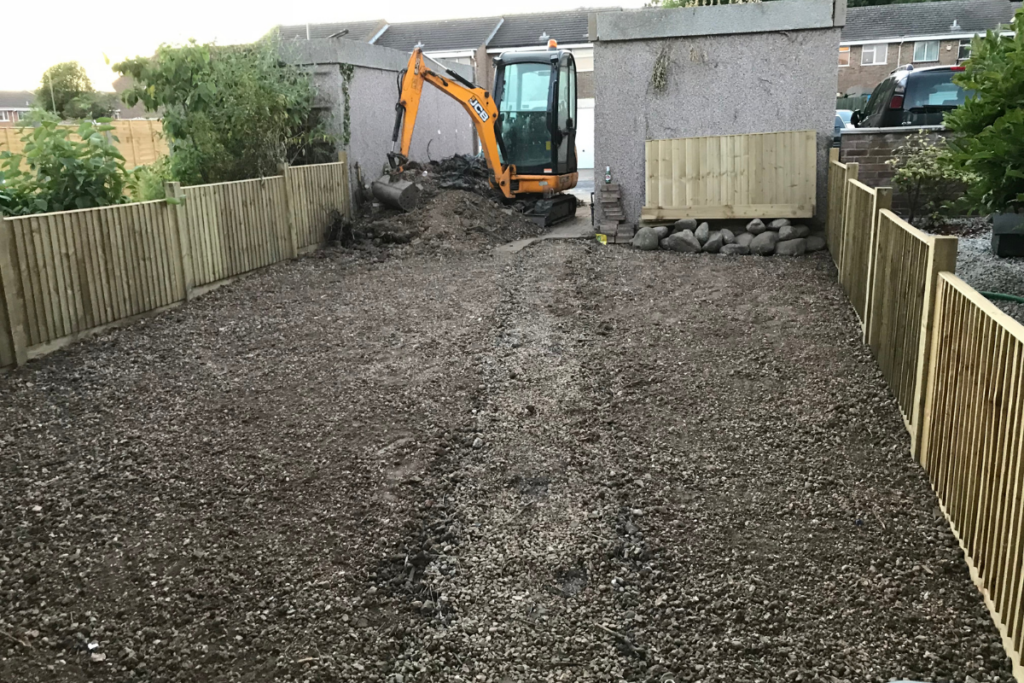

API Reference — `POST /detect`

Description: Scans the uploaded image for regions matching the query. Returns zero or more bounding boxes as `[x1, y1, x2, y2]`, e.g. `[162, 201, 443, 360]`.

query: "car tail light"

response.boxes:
[951, 65, 966, 71]
[888, 94, 904, 109]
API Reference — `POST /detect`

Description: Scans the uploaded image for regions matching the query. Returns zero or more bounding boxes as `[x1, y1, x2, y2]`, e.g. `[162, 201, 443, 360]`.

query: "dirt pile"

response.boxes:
[352, 156, 544, 252]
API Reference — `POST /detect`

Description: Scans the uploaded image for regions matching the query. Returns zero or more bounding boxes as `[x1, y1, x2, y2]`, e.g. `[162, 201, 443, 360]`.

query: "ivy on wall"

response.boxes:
[340, 64, 354, 147]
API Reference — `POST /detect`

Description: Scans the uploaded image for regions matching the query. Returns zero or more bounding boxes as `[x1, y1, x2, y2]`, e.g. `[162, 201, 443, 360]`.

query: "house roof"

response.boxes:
[373, 16, 502, 52]
[0, 91, 34, 110]
[278, 19, 386, 42]
[1013, 1, 1022, 14]
[842, 0, 1016, 42]
[488, 9, 595, 49]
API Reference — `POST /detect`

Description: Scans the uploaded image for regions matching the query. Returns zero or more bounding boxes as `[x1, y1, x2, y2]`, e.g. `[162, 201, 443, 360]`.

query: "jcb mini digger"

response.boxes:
[384, 41, 580, 226]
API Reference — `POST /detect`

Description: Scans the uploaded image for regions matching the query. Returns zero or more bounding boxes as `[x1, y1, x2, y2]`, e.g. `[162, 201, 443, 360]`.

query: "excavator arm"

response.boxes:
[389, 49, 513, 199]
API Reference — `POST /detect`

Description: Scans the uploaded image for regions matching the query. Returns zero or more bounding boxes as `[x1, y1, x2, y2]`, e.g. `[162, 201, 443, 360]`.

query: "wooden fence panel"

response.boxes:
[183, 176, 288, 287]
[825, 153, 858, 270]
[920, 273, 1024, 680]
[0, 120, 168, 170]
[288, 161, 350, 251]
[837, 180, 891, 328]
[641, 130, 817, 221]
[865, 209, 957, 453]
[0, 201, 182, 359]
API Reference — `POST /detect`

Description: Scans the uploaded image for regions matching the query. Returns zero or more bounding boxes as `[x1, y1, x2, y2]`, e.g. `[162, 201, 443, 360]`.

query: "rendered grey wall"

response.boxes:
[281, 40, 475, 190]
[594, 27, 840, 225]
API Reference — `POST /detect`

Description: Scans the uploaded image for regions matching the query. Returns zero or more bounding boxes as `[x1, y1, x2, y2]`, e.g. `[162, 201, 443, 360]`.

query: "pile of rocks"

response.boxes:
[631, 218, 827, 256]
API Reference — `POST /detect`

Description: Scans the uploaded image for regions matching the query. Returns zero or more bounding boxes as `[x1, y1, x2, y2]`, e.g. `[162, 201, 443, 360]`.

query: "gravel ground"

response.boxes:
[956, 230, 1024, 325]
[0, 239, 1012, 683]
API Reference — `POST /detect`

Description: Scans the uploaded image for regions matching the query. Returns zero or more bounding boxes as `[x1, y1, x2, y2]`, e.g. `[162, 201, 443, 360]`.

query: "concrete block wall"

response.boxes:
[280, 40, 476, 189]
[593, 0, 845, 226]
[839, 126, 947, 212]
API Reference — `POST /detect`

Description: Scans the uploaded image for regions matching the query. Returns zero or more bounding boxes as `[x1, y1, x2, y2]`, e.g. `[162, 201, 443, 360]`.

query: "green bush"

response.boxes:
[115, 38, 334, 185]
[943, 8, 1024, 213]
[887, 132, 975, 224]
[127, 157, 173, 201]
[0, 110, 129, 216]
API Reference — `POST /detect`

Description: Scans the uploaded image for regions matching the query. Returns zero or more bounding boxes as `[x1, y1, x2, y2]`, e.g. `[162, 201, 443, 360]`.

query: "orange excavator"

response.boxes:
[385, 42, 579, 226]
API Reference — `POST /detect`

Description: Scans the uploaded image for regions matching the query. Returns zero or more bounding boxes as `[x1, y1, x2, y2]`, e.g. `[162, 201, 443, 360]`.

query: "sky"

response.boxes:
[2, 0, 641, 93]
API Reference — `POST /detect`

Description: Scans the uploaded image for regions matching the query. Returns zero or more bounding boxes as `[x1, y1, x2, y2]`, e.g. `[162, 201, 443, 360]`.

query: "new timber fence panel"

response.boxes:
[0, 201, 182, 362]
[865, 209, 957, 453]
[919, 273, 1024, 680]
[641, 130, 817, 221]
[0, 159, 350, 369]
[825, 152, 857, 270]
[0, 120, 169, 170]
[837, 180, 891, 329]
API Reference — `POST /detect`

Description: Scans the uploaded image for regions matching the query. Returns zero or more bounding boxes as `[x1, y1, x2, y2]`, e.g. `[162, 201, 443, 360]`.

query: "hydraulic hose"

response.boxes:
[981, 291, 1024, 305]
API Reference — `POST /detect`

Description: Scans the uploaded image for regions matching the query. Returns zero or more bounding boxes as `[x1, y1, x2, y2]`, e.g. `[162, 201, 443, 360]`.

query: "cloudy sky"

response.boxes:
[3, 0, 639, 92]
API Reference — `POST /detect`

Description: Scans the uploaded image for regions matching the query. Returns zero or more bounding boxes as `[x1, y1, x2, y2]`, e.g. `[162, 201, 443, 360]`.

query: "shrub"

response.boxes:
[887, 132, 974, 224]
[0, 110, 129, 216]
[115, 38, 334, 185]
[128, 157, 174, 201]
[943, 8, 1024, 213]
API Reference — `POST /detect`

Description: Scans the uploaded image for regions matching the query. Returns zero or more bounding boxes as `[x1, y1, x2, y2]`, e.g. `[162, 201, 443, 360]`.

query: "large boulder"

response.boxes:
[672, 218, 698, 234]
[721, 229, 736, 245]
[702, 231, 725, 253]
[652, 225, 670, 239]
[775, 238, 807, 256]
[778, 224, 799, 241]
[632, 226, 660, 251]
[792, 224, 810, 238]
[734, 232, 754, 248]
[805, 235, 827, 252]
[720, 244, 750, 256]
[750, 231, 780, 255]
[768, 218, 791, 230]
[746, 219, 767, 235]
[694, 222, 710, 245]
[663, 229, 702, 253]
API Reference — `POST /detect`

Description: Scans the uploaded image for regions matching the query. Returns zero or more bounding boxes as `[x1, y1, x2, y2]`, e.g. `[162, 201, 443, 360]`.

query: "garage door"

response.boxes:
[576, 98, 595, 169]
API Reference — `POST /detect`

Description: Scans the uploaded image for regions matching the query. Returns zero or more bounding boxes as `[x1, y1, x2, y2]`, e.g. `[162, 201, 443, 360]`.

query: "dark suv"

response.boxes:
[852, 65, 969, 128]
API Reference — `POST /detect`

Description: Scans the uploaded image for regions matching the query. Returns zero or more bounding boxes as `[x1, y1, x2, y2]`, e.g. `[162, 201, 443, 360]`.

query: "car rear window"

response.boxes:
[905, 71, 967, 111]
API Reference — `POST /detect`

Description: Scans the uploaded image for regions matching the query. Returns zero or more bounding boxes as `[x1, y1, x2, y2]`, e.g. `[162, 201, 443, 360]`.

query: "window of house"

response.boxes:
[839, 46, 850, 67]
[861, 43, 888, 66]
[958, 38, 972, 62]
[0, 111, 9, 122]
[914, 40, 939, 62]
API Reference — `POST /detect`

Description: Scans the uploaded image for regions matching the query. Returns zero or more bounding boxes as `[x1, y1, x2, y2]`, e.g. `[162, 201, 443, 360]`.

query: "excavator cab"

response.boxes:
[493, 48, 578, 181]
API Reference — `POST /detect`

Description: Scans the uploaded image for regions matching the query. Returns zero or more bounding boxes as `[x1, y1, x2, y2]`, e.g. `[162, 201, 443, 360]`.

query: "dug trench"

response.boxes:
[0, 218, 1013, 682]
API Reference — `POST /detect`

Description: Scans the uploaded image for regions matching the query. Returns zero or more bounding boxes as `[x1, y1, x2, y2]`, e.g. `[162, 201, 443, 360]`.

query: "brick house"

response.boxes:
[0, 92, 34, 128]
[276, 9, 611, 169]
[838, 0, 1018, 97]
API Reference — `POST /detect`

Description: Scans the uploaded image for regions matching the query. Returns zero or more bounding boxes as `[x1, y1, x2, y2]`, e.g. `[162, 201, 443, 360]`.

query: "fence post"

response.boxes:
[279, 163, 299, 258]
[0, 217, 29, 366]
[165, 181, 195, 301]
[837, 162, 859, 279]
[910, 235, 959, 461]
[863, 186, 892, 344]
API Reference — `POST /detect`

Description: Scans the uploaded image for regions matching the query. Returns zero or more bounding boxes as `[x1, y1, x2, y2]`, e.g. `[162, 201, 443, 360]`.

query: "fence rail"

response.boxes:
[0, 155, 350, 369]
[641, 130, 817, 221]
[920, 273, 1024, 679]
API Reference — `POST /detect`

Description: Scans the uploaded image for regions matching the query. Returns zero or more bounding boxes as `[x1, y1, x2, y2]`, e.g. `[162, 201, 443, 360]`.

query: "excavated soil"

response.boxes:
[0, 236, 1012, 683]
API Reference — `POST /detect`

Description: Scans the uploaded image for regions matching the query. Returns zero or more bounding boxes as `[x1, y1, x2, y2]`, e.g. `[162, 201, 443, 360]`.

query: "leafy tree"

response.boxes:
[114, 38, 334, 185]
[63, 92, 118, 120]
[35, 62, 94, 118]
[0, 111, 128, 216]
[943, 7, 1024, 213]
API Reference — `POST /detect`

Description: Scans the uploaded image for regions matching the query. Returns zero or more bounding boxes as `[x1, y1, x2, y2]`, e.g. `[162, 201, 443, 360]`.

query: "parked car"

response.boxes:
[852, 65, 969, 128]
[833, 109, 854, 146]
